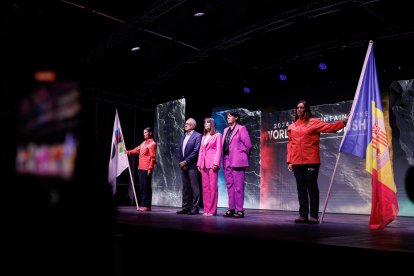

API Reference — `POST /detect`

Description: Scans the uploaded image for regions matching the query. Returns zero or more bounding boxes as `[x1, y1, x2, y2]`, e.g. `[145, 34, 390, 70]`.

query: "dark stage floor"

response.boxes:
[115, 206, 414, 272]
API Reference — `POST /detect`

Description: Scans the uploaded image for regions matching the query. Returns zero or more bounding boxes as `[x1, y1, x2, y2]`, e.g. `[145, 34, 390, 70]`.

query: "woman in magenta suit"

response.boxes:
[197, 118, 223, 216]
[222, 110, 252, 218]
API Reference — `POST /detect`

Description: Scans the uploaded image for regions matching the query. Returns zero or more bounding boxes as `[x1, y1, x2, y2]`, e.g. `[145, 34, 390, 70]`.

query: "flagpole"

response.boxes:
[118, 111, 139, 211]
[125, 160, 139, 210]
[339, 40, 373, 150]
[320, 152, 341, 224]
[321, 41, 375, 224]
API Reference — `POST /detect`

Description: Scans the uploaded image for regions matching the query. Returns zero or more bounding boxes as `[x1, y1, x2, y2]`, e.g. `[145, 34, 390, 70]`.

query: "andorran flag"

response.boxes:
[339, 41, 399, 229]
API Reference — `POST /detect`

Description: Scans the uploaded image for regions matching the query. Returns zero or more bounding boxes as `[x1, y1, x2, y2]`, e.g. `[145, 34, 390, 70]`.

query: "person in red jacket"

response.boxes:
[287, 100, 348, 224]
[126, 127, 156, 212]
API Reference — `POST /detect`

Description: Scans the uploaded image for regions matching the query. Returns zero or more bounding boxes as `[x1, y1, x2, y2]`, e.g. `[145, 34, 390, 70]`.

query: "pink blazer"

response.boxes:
[222, 124, 252, 168]
[197, 133, 223, 169]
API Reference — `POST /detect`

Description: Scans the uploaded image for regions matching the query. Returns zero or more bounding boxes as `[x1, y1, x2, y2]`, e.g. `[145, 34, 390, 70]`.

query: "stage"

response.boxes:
[116, 206, 414, 272]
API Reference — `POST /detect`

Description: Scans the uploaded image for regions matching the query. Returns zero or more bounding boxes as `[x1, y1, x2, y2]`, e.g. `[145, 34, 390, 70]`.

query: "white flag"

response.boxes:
[108, 110, 129, 195]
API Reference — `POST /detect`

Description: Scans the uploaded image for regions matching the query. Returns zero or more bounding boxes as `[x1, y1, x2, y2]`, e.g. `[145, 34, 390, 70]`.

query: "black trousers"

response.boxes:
[292, 164, 320, 218]
[181, 169, 200, 210]
[138, 169, 152, 207]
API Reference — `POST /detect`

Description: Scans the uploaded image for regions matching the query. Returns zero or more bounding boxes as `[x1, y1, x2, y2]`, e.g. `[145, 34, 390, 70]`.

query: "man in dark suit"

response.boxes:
[177, 118, 202, 215]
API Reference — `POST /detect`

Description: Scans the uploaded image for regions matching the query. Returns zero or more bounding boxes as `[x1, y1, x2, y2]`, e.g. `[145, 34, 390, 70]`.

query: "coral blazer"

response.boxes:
[128, 138, 157, 170]
[197, 133, 223, 169]
[287, 118, 345, 165]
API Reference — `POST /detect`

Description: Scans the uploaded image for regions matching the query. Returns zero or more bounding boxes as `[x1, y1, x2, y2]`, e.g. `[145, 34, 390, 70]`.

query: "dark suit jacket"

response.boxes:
[178, 131, 202, 170]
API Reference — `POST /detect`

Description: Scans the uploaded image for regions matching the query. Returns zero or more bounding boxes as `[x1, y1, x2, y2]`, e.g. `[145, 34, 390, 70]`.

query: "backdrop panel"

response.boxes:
[213, 108, 262, 209]
[261, 101, 373, 214]
[152, 98, 186, 206]
[150, 97, 413, 216]
[389, 79, 414, 216]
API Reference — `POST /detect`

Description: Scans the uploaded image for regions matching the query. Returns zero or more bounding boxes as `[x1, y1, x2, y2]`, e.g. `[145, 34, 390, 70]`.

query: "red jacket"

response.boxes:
[127, 138, 157, 170]
[287, 118, 345, 165]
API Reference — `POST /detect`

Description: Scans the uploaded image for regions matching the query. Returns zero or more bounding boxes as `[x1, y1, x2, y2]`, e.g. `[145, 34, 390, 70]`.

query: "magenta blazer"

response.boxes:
[197, 133, 223, 169]
[222, 124, 252, 168]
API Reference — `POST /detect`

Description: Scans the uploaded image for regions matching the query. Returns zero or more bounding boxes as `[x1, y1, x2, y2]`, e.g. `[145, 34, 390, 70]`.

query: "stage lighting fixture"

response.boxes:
[34, 70, 57, 82]
[319, 62, 327, 70]
[131, 46, 141, 52]
[194, 12, 205, 17]
[279, 74, 287, 81]
[243, 87, 251, 93]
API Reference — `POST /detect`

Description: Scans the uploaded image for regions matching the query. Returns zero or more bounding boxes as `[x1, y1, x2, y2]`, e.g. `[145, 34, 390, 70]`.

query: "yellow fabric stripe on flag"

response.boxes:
[366, 102, 397, 193]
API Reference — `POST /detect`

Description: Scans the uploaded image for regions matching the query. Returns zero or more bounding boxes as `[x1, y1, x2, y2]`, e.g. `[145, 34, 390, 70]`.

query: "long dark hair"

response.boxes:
[295, 100, 313, 121]
[203, 117, 217, 135]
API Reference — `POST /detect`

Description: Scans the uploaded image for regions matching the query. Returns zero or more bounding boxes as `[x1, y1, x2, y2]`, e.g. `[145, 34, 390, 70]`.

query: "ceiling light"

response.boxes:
[194, 12, 205, 17]
[319, 63, 327, 70]
[131, 47, 141, 52]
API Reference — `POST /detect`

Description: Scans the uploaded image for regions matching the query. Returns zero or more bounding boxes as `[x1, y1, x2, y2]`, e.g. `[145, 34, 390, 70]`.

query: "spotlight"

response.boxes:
[194, 12, 205, 17]
[243, 87, 251, 93]
[319, 62, 327, 70]
[34, 70, 57, 82]
[279, 74, 287, 81]
[131, 46, 141, 52]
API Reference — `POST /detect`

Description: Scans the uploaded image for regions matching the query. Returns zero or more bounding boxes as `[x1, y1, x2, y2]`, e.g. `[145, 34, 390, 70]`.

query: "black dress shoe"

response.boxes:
[223, 209, 235, 218]
[308, 217, 319, 224]
[233, 210, 244, 218]
[176, 209, 190, 214]
[294, 216, 309, 223]
[187, 209, 199, 215]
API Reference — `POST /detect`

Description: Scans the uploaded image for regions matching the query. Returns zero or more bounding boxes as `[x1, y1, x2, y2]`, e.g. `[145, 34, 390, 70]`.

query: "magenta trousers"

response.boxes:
[223, 155, 246, 211]
[201, 168, 218, 215]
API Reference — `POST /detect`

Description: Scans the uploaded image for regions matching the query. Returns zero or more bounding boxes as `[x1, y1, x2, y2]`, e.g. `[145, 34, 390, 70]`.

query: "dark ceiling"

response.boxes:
[3, 0, 414, 108]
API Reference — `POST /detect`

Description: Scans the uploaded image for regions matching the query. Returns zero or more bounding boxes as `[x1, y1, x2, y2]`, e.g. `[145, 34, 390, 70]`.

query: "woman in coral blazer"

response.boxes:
[287, 100, 347, 224]
[126, 127, 157, 212]
[197, 118, 223, 216]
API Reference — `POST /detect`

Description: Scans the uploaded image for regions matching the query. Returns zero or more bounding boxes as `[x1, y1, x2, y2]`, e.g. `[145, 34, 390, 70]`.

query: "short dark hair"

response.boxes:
[228, 110, 240, 119]
[144, 127, 153, 138]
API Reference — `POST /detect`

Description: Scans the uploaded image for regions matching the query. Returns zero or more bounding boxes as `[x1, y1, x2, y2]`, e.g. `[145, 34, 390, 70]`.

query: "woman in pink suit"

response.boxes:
[197, 118, 223, 216]
[222, 110, 252, 218]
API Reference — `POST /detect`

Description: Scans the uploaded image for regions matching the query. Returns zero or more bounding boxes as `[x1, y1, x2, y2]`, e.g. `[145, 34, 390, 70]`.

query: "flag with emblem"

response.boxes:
[339, 41, 399, 229]
[108, 110, 129, 195]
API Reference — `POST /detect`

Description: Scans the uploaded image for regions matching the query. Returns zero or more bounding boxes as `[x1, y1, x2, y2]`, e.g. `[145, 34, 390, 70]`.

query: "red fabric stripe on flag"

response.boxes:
[369, 169, 399, 229]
